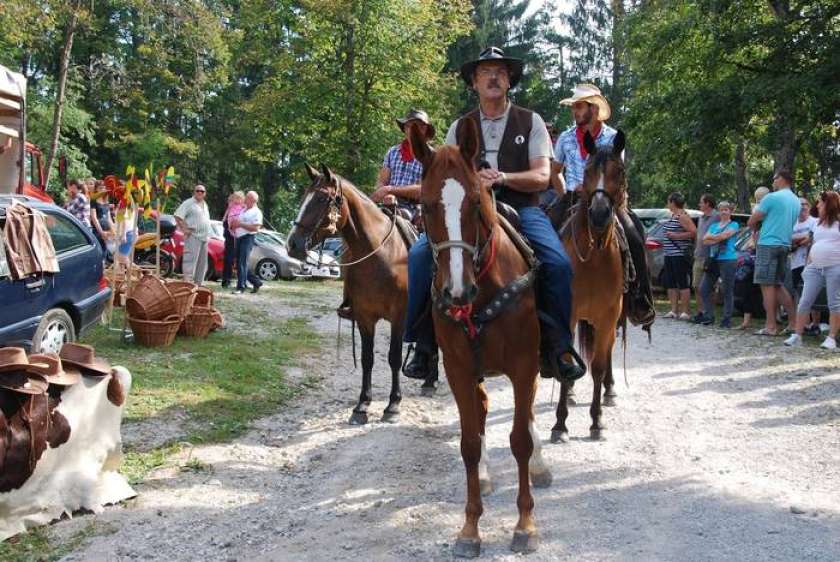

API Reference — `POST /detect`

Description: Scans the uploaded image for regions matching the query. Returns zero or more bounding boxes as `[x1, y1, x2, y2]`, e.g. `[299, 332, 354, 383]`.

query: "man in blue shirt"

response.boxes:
[552, 84, 655, 329]
[747, 169, 800, 335]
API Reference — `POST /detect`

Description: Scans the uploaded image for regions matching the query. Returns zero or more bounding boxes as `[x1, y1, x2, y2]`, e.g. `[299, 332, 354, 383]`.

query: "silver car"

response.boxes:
[248, 230, 340, 281]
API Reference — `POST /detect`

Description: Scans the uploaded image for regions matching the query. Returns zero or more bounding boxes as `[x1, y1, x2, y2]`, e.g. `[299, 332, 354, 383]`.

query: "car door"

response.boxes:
[39, 210, 101, 311]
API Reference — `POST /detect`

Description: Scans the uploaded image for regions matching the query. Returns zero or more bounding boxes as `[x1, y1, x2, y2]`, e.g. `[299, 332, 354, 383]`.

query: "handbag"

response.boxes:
[703, 256, 719, 276]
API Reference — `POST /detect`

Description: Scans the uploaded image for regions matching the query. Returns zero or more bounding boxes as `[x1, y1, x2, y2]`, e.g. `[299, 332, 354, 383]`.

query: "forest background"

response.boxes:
[1, 0, 838, 228]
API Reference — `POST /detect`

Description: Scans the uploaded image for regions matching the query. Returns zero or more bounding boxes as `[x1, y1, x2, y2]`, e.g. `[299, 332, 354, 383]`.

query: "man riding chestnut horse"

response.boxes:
[403, 46, 587, 384]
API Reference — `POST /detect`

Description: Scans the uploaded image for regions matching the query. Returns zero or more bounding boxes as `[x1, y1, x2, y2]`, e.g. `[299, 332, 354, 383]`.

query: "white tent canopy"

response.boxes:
[0, 63, 25, 192]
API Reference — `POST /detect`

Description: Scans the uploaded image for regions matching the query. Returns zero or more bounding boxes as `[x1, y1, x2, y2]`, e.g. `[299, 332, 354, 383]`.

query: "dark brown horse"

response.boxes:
[409, 120, 552, 557]
[552, 131, 627, 443]
[288, 164, 425, 424]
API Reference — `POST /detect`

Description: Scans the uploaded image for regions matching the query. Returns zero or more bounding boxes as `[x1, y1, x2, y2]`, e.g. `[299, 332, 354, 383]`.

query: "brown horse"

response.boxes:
[552, 130, 627, 443]
[409, 120, 552, 557]
[288, 164, 426, 425]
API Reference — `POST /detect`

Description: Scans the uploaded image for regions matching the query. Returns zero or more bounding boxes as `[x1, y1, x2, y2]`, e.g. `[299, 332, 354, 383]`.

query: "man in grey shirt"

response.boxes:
[174, 184, 211, 285]
[691, 193, 718, 321]
[403, 46, 584, 383]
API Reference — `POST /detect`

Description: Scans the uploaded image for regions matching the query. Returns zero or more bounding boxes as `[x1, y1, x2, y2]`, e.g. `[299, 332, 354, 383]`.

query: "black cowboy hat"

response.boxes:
[396, 109, 436, 139]
[459, 46, 524, 89]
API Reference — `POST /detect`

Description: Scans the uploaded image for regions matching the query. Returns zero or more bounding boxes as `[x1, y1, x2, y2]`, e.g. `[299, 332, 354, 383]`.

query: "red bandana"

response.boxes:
[576, 123, 603, 159]
[399, 139, 415, 163]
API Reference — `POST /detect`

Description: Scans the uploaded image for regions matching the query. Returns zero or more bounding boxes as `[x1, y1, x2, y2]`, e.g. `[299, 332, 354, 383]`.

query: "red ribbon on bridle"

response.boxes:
[445, 229, 497, 340]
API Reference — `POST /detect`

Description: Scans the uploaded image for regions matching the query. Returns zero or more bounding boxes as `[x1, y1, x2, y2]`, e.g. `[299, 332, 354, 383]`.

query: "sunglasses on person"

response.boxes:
[195, 189, 206, 194]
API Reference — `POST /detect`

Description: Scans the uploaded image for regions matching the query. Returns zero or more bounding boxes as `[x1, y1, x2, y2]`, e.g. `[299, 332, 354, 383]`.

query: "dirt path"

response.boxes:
[62, 283, 840, 561]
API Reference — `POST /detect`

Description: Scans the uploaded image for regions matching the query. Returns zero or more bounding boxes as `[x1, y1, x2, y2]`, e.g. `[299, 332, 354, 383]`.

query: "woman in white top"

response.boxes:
[784, 191, 840, 350]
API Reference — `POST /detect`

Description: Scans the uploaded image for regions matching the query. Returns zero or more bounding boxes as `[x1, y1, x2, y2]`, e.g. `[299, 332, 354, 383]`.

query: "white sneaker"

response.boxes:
[663, 311, 677, 319]
[678, 312, 691, 321]
[820, 337, 837, 351]
[783, 333, 802, 347]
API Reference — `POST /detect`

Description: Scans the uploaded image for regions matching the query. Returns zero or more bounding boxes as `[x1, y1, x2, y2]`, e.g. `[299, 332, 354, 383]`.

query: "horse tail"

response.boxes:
[577, 320, 595, 365]
[621, 313, 629, 387]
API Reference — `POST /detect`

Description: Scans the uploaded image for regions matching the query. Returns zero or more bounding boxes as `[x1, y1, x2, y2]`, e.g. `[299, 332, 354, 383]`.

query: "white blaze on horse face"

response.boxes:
[441, 178, 467, 298]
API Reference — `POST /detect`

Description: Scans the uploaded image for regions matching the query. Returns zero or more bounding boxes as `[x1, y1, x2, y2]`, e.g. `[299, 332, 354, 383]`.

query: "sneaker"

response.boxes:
[663, 311, 677, 319]
[783, 333, 802, 347]
[690, 313, 706, 324]
[819, 336, 837, 351]
[700, 315, 715, 326]
[719, 319, 731, 329]
[232, 289, 245, 294]
[678, 312, 691, 321]
[803, 324, 821, 337]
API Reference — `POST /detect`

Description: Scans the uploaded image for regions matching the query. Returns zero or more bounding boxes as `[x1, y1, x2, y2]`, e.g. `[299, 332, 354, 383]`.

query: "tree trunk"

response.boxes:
[734, 139, 750, 212]
[610, 0, 626, 123]
[43, 7, 79, 188]
[262, 163, 278, 225]
[773, 116, 797, 174]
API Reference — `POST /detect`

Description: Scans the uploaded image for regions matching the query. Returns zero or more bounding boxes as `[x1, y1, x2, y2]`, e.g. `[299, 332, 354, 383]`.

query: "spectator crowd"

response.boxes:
[660, 169, 839, 351]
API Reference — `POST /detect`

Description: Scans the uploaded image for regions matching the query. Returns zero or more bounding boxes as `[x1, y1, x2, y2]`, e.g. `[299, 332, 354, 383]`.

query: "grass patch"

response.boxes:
[86, 296, 321, 483]
[0, 522, 104, 562]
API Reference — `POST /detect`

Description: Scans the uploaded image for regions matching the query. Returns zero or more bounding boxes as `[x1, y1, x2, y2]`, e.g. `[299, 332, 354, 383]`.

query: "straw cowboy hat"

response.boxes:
[396, 109, 436, 140]
[559, 83, 612, 122]
[27, 353, 82, 386]
[59, 343, 111, 377]
[460, 46, 524, 89]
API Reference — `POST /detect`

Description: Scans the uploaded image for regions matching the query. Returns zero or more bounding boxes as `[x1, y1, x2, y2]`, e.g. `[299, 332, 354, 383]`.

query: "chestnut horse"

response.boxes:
[552, 131, 627, 443]
[409, 120, 552, 557]
[288, 164, 431, 425]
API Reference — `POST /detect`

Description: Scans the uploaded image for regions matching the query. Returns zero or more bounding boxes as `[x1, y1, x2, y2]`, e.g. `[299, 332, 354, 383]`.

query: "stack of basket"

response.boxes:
[125, 275, 182, 347]
[179, 286, 224, 338]
[105, 265, 142, 307]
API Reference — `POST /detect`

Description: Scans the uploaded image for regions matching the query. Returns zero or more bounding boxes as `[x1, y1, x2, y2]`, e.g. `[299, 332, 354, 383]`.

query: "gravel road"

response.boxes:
[61, 283, 840, 561]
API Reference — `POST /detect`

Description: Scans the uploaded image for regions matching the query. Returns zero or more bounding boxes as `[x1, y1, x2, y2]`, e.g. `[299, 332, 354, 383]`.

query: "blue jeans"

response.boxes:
[701, 259, 736, 321]
[235, 234, 261, 291]
[404, 206, 574, 350]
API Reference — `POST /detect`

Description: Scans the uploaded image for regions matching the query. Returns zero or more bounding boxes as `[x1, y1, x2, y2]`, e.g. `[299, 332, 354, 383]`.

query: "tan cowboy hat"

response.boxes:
[27, 353, 82, 386]
[559, 83, 612, 122]
[396, 109, 436, 140]
[59, 343, 111, 377]
[0, 371, 48, 395]
[0, 347, 49, 373]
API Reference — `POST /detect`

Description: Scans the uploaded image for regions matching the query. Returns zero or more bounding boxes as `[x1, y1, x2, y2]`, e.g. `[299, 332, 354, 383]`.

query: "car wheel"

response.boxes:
[161, 253, 175, 277]
[257, 259, 280, 281]
[32, 308, 76, 354]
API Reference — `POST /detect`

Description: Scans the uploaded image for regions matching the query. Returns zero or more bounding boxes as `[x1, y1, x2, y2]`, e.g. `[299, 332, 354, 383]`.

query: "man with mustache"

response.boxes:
[403, 47, 585, 383]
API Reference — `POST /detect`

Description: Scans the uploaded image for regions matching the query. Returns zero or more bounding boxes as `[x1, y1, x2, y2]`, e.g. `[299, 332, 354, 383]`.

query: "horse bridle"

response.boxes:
[426, 187, 496, 274]
[293, 176, 344, 251]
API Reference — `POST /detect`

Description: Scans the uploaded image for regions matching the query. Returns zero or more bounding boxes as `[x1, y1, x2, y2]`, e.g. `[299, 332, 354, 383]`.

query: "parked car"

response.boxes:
[633, 208, 673, 233]
[140, 215, 225, 280]
[319, 237, 346, 260]
[0, 195, 111, 353]
[248, 230, 340, 281]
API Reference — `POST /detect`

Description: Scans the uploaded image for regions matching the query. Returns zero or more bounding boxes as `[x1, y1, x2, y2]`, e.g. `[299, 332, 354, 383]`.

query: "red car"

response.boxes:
[166, 227, 225, 281]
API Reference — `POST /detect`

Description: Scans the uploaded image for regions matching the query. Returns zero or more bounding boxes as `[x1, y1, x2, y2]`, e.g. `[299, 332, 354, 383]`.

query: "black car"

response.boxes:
[0, 195, 111, 352]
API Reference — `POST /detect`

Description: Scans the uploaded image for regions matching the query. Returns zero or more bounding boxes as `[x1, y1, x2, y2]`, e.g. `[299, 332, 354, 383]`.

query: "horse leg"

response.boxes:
[349, 322, 375, 425]
[528, 413, 552, 488]
[382, 321, 403, 423]
[551, 381, 571, 443]
[447, 363, 484, 558]
[566, 380, 577, 405]
[589, 329, 614, 440]
[510, 373, 539, 553]
[476, 382, 492, 496]
[603, 352, 617, 407]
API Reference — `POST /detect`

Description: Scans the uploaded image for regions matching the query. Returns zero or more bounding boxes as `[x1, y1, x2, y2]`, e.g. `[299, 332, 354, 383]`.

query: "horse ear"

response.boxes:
[304, 163, 320, 181]
[456, 117, 480, 166]
[583, 131, 597, 156]
[613, 130, 626, 157]
[319, 163, 337, 184]
[407, 122, 434, 169]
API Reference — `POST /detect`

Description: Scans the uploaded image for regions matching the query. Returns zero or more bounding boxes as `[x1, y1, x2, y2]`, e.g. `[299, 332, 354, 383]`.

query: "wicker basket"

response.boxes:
[126, 275, 174, 320]
[194, 287, 214, 308]
[180, 306, 216, 338]
[128, 314, 182, 347]
[210, 309, 224, 331]
[167, 283, 198, 319]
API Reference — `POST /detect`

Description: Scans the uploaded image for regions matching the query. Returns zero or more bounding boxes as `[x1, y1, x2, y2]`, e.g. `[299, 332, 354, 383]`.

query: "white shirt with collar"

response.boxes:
[235, 206, 263, 238]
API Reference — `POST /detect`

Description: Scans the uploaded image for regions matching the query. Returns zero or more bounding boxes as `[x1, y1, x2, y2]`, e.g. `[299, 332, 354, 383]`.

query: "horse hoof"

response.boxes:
[510, 530, 539, 554]
[420, 385, 436, 398]
[590, 428, 605, 441]
[349, 411, 368, 425]
[530, 470, 553, 488]
[479, 478, 493, 496]
[454, 537, 481, 558]
[603, 395, 617, 407]
[381, 411, 400, 424]
[550, 430, 569, 444]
